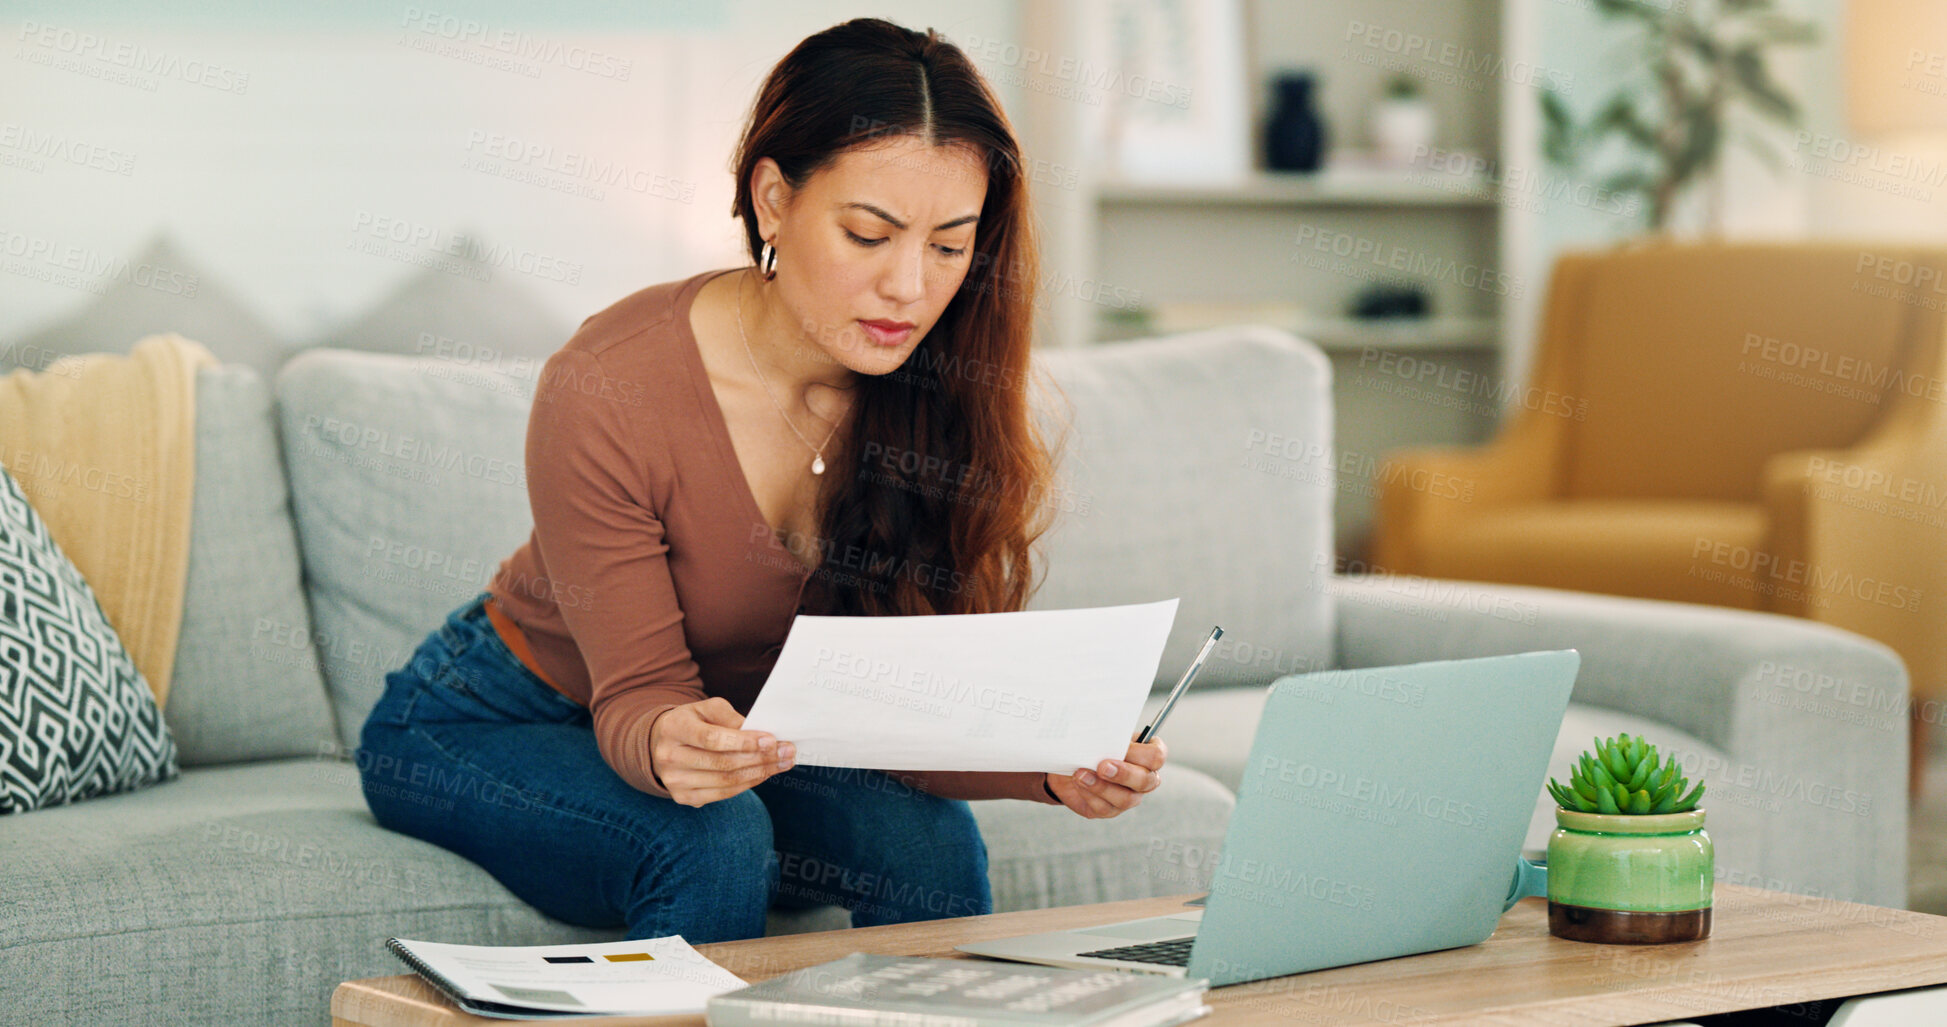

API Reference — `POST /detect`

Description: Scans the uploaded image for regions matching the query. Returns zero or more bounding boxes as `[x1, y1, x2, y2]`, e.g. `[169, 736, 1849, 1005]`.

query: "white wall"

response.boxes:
[0, 1, 1019, 345]
[1801, 1, 1947, 242]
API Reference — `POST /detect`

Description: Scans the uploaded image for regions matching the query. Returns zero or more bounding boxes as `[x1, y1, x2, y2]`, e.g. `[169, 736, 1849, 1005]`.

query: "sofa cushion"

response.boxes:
[1558, 244, 1918, 502]
[278, 328, 1337, 745]
[0, 461, 179, 813]
[1134, 685, 1271, 796]
[313, 260, 571, 370]
[0, 758, 619, 1025]
[0, 753, 1237, 1023]
[972, 762, 1236, 912]
[1421, 500, 1768, 611]
[274, 350, 537, 749]
[0, 233, 294, 386]
[162, 364, 339, 766]
[1029, 329, 1337, 691]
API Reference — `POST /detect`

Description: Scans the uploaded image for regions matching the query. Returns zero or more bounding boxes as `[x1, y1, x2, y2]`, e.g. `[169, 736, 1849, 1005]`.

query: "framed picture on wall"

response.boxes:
[1103, 0, 1250, 183]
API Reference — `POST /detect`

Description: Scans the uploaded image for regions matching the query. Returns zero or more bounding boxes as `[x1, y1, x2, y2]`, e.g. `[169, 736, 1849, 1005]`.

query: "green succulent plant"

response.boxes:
[1548, 732, 1705, 816]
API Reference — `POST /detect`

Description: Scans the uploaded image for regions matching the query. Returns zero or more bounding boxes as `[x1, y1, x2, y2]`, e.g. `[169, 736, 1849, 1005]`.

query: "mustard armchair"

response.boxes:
[1372, 241, 1947, 712]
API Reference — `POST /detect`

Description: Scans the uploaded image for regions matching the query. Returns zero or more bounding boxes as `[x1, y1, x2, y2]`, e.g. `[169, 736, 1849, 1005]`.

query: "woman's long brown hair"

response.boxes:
[731, 17, 1059, 617]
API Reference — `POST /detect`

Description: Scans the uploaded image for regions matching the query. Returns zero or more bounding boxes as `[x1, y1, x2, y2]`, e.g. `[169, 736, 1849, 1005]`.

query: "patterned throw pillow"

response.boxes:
[0, 462, 179, 814]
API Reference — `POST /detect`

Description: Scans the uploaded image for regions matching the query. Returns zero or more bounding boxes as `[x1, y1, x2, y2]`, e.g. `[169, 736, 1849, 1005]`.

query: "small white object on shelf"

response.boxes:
[1370, 75, 1438, 167]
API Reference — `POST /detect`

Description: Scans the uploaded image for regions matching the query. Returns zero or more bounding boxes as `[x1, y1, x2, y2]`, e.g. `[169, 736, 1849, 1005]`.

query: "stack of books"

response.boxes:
[706, 953, 1212, 1027]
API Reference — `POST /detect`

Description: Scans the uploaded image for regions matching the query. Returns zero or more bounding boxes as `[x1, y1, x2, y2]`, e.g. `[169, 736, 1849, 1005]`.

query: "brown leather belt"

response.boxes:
[483, 592, 566, 693]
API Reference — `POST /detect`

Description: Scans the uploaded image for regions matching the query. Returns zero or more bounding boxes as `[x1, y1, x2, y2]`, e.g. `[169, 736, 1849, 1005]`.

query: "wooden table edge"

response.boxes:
[331, 885, 1947, 1027]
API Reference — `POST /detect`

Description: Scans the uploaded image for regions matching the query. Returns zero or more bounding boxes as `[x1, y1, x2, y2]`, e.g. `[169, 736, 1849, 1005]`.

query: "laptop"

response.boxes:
[956, 650, 1578, 987]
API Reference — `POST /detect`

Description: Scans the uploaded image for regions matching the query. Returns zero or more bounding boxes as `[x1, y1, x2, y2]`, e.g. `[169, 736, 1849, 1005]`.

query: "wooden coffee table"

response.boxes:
[332, 883, 1947, 1026]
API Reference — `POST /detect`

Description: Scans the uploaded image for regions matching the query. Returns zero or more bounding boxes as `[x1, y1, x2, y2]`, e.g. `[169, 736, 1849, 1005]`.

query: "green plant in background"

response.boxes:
[1548, 732, 1706, 815]
[1383, 72, 1421, 100]
[1539, 0, 1819, 232]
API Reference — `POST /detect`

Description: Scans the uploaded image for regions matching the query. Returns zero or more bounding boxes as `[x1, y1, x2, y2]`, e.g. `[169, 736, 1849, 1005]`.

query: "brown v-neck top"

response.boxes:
[487, 268, 1059, 805]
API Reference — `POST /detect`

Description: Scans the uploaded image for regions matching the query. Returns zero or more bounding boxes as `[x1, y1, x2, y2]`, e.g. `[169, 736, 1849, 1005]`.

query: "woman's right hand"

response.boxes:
[647, 696, 796, 806]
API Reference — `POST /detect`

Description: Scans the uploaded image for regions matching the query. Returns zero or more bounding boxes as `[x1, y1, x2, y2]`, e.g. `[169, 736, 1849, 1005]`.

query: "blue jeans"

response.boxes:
[356, 590, 993, 942]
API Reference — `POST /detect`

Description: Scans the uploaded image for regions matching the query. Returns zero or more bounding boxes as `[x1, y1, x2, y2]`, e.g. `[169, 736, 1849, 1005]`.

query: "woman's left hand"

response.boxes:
[1046, 736, 1166, 818]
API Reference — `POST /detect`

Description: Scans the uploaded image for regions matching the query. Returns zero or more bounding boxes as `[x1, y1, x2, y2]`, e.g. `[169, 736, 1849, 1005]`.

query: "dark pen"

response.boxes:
[1135, 625, 1223, 744]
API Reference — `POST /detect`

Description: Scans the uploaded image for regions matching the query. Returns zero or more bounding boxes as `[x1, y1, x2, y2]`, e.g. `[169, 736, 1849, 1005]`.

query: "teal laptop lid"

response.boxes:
[1185, 650, 1579, 986]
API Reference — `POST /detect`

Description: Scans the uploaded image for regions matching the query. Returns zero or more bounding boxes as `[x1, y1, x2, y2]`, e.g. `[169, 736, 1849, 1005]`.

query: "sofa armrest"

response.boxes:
[1330, 574, 1909, 907]
[1757, 448, 1855, 617]
[1762, 435, 1945, 700]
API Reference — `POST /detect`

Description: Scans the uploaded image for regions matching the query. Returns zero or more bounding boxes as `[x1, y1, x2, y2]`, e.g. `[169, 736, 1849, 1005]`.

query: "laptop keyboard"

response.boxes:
[1075, 936, 1195, 966]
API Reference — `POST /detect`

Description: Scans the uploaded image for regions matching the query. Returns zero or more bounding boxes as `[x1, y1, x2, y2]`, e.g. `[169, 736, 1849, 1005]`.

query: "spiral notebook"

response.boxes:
[385, 934, 748, 1020]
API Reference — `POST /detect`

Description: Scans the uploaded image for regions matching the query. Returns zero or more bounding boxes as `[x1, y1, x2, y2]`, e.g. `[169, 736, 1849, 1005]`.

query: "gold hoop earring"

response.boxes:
[759, 241, 778, 281]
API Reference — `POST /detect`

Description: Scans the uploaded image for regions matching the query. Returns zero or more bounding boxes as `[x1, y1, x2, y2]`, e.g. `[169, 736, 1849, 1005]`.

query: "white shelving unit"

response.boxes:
[1289, 315, 1498, 352]
[1049, 1, 1510, 557]
[1085, 169, 1506, 355]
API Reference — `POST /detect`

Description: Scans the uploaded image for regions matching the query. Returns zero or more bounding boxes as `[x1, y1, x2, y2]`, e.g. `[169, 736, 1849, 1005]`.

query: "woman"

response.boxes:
[356, 17, 1167, 944]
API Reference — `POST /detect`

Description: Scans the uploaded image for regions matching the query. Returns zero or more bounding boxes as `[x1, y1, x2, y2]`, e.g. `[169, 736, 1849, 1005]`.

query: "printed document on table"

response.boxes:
[740, 599, 1179, 773]
[389, 935, 746, 1016]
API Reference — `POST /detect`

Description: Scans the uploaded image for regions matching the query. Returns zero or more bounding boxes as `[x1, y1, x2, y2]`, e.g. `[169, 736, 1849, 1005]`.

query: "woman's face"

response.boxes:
[753, 134, 990, 377]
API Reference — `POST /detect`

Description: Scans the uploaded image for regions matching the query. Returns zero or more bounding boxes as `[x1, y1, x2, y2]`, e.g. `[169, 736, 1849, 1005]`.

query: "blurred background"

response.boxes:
[10, 0, 1941, 554]
[6, 0, 1946, 900]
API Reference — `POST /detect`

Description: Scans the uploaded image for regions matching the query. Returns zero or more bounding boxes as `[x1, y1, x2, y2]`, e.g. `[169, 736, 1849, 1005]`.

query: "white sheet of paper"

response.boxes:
[740, 598, 1179, 774]
[394, 935, 746, 1015]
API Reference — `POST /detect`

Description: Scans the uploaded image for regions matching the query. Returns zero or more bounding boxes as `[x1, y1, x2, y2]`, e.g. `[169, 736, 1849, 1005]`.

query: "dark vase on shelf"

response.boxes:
[1265, 72, 1326, 172]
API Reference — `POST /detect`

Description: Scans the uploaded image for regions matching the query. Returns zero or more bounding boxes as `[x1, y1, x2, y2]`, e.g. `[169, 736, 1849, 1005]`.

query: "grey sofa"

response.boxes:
[1, 327, 1907, 1025]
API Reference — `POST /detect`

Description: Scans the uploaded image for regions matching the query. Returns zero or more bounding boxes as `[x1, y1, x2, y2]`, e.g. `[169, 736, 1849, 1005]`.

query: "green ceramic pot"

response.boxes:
[1545, 807, 1713, 944]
